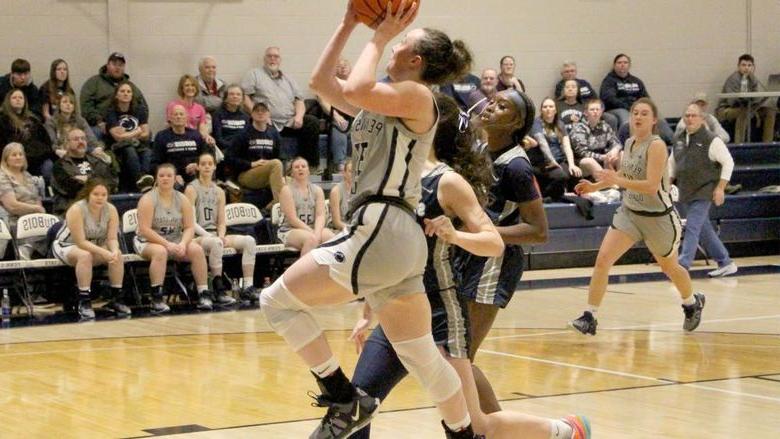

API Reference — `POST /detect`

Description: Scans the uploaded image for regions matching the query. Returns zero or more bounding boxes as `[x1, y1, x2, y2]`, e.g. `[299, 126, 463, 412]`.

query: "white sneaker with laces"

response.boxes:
[707, 262, 738, 278]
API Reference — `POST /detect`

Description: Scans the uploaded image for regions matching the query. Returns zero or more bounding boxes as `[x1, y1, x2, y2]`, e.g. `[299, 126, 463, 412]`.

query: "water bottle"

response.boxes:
[1, 289, 10, 323]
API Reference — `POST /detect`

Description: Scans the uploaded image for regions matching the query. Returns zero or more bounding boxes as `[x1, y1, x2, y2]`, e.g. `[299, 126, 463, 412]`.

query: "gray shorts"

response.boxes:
[612, 205, 682, 257]
[310, 202, 426, 311]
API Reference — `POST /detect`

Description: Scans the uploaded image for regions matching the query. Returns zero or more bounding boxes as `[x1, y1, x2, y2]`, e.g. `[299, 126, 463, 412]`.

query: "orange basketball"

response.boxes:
[352, 0, 420, 29]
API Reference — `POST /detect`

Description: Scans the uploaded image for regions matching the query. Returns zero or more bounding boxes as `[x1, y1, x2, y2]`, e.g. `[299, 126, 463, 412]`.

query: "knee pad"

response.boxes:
[392, 333, 461, 403]
[201, 237, 224, 270]
[260, 277, 322, 351]
[239, 236, 257, 266]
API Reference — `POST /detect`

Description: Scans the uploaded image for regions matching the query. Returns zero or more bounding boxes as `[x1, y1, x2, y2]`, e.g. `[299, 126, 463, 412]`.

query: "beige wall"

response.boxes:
[1, 0, 777, 131]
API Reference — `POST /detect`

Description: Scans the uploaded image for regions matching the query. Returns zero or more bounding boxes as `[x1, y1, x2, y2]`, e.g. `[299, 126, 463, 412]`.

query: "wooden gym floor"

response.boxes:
[0, 255, 778, 438]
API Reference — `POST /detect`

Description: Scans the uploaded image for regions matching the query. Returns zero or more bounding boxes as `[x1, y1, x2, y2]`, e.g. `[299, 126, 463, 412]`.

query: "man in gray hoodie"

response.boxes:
[716, 54, 776, 143]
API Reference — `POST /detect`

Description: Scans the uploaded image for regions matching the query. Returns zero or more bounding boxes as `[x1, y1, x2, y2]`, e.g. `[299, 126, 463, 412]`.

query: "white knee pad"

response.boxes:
[238, 235, 257, 266]
[392, 333, 461, 403]
[260, 277, 322, 351]
[201, 237, 224, 271]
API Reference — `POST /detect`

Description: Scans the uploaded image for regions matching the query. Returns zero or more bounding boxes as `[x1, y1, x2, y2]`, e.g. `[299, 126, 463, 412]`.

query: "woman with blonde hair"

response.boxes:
[277, 156, 333, 255]
[0, 143, 46, 258]
[166, 74, 216, 148]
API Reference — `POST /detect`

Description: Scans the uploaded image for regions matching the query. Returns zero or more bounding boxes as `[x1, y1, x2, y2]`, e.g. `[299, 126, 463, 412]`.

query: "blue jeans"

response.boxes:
[329, 127, 349, 166]
[677, 199, 732, 269]
[349, 326, 408, 439]
[116, 146, 151, 191]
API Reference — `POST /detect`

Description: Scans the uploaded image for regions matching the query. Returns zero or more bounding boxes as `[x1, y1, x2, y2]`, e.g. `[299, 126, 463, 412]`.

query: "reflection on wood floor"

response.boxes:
[0, 256, 778, 438]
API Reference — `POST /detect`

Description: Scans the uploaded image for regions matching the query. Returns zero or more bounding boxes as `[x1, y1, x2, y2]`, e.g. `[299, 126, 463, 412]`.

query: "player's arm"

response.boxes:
[179, 195, 196, 247]
[601, 139, 666, 194]
[313, 186, 327, 236]
[329, 184, 345, 230]
[217, 189, 227, 240]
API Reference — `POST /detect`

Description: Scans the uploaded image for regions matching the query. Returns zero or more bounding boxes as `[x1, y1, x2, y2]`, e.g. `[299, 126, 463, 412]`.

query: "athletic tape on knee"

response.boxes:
[201, 237, 224, 271]
[239, 235, 256, 266]
[392, 333, 461, 403]
[260, 277, 322, 351]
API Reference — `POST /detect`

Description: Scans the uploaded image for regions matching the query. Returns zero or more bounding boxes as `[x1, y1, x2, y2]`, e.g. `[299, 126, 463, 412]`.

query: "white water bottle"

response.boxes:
[1, 289, 10, 321]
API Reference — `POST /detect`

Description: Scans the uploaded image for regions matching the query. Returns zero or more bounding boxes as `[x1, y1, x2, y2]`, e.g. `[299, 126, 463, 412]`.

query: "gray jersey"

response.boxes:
[189, 179, 219, 232]
[621, 134, 673, 213]
[349, 103, 439, 210]
[55, 200, 110, 247]
[138, 188, 184, 243]
[336, 180, 350, 219]
[279, 183, 316, 233]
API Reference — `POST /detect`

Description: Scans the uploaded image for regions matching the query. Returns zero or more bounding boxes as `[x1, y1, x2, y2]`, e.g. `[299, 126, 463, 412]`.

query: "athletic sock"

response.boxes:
[78, 288, 90, 299]
[444, 414, 471, 432]
[587, 306, 599, 316]
[682, 295, 696, 306]
[313, 366, 355, 403]
[311, 355, 340, 378]
[151, 285, 163, 298]
[242, 277, 253, 287]
[550, 419, 574, 439]
[197, 284, 208, 293]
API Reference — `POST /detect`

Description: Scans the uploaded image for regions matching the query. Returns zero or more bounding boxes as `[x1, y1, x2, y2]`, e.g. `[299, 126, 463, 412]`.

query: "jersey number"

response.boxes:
[203, 207, 213, 222]
[352, 142, 369, 195]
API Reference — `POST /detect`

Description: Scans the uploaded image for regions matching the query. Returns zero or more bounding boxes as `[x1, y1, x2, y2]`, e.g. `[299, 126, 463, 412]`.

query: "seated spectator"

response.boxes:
[39, 59, 74, 121]
[440, 72, 481, 110]
[0, 59, 42, 117]
[212, 84, 250, 151]
[496, 55, 526, 92]
[242, 46, 320, 169]
[52, 179, 128, 320]
[0, 89, 53, 179]
[569, 99, 622, 178]
[671, 103, 737, 277]
[165, 75, 216, 148]
[153, 104, 207, 187]
[277, 157, 333, 255]
[0, 143, 46, 259]
[106, 82, 153, 191]
[185, 152, 257, 305]
[675, 93, 730, 143]
[554, 61, 597, 102]
[529, 98, 580, 201]
[135, 164, 213, 312]
[80, 53, 148, 137]
[226, 102, 284, 209]
[316, 58, 355, 172]
[194, 56, 226, 115]
[556, 79, 585, 132]
[44, 93, 110, 163]
[600, 53, 673, 142]
[52, 128, 117, 214]
[716, 53, 776, 143]
[465, 68, 498, 115]
[328, 160, 352, 231]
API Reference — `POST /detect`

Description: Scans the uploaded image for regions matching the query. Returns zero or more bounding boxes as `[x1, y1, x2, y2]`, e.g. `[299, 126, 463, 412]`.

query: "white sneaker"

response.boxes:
[603, 189, 622, 203]
[707, 262, 738, 278]
[582, 191, 608, 204]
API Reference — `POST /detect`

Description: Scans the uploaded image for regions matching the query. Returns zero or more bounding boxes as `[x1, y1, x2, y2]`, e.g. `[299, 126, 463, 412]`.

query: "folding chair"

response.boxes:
[0, 219, 27, 315]
[121, 209, 191, 306]
[13, 213, 62, 315]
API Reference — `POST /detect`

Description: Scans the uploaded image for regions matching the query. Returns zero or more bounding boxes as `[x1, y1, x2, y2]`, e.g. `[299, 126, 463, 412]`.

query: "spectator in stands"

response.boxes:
[465, 68, 498, 115]
[0, 143, 46, 259]
[600, 53, 673, 142]
[0, 59, 42, 117]
[212, 84, 250, 152]
[671, 103, 738, 277]
[554, 61, 597, 102]
[529, 98, 579, 201]
[0, 89, 53, 179]
[277, 156, 333, 255]
[52, 128, 117, 214]
[556, 79, 585, 132]
[39, 59, 74, 121]
[153, 104, 207, 187]
[716, 54, 777, 143]
[185, 152, 257, 305]
[165, 74, 216, 148]
[496, 55, 526, 92]
[106, 82, 153, 192]
[328, 160, 352, 231]
[316, 58, 354, 172]
[226, 102, 284, 209]
[675, 93, 730, 143]
[195, 56, 226, 115]
[570, 99, 622, 178]
[45, 93, 110, 163]
[52, 179, 128, 320]
[241, 46, 320, 169]
[80, 52, 148, 136]
[440, 72, 481, 110]
[135, 163, 213, 313]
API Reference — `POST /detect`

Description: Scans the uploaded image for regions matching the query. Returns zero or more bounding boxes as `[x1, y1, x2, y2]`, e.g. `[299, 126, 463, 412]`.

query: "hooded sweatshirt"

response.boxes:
[79, 65, 148, 126]
[599, 71, 648, 111]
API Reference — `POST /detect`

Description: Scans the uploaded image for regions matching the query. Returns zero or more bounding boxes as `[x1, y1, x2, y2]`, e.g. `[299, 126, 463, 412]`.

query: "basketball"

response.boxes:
[352, 0, 420, 29]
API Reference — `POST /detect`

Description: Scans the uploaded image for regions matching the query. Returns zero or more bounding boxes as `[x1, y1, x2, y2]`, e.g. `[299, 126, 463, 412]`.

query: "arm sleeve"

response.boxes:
[79, 77, 100, 125]
[151, 133, 166, 169]
[52, 161, 82, 198]
[708, 138, 734, 181]
[668, 150, 676, 179]
[599, 76, 620, 110]
[226, 132, 252, 174]
[241, 71, 256, 96]
[554, 80, 564, 99]
[271, 126, 282, 159]
[706, 114, 731, 143]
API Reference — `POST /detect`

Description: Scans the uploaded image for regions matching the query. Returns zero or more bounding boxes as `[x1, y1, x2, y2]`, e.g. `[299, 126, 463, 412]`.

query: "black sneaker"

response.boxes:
[136, 174, 154, 191]
[682, 292, 706, 332]
[308, 387, 380, 439]
[78, 299, 95, 320]
[213, 291, 236, 306]
[441, 421, 480, 439]
[104, 300, 132, 316]
[151, 295, 171, 314]
[569, 311, 598, 335]
[197, 291, 214, 310]
[239, 285, 260, 304]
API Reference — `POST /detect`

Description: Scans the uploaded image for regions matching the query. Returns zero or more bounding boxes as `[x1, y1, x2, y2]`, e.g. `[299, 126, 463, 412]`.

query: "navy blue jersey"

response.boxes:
[455, 144, 539, 308]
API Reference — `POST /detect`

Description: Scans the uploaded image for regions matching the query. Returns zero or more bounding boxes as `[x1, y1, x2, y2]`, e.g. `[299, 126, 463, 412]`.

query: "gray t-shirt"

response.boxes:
[241, 67, 302, 131]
